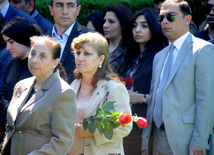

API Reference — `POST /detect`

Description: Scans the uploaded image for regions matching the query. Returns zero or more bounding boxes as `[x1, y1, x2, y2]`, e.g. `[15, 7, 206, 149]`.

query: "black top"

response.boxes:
[194, 29, 210, 41]
[3, 58, 32, 101]
[109, 41, 130, 76]
[124, 50, 158, 129]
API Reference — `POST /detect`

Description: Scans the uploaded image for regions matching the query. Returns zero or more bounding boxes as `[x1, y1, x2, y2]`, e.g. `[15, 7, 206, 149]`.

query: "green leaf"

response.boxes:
[95, 107, 102, 117]
[112, 109, 121, 117]
[88, 121, 96, 133]
[110, 122, 120, 128]
[102, 101, 116, 113]
[94, 119, 104, 135]
[103, 127, 113, 140]
[83, 118, 89, 131]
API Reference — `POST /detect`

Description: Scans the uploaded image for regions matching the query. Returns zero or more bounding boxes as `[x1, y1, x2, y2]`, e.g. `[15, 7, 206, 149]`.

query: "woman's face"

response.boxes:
[3, 35, 29, 59]
[74, 42, 104, 77]
[103, 11, 122, 41]
[132, 15, 152, 46]
[28, 42, 59, 80]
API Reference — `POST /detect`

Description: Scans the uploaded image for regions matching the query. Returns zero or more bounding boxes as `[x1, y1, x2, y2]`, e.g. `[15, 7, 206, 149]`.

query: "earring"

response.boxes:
[98, 64, 102, 68]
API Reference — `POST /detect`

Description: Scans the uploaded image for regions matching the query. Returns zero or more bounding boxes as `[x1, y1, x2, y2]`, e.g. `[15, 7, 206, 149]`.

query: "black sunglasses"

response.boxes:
[157, 13, 183, 23]
[205, 4, 214, 14]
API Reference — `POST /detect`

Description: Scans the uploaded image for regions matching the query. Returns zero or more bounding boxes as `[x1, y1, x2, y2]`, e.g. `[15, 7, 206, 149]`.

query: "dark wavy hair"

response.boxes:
[101, 4, 133, 42]
[129, 7, 168, 56]
[86, 11, 103, 34]
[1, 17, 42, 47]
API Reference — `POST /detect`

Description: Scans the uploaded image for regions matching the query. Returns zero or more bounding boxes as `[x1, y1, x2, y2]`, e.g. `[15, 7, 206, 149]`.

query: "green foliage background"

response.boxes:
[36, 0, 205, 28]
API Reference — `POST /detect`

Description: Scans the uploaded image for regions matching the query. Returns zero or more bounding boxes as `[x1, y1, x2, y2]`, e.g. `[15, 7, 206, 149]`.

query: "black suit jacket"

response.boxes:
[5, 3, 37, 24]
[46, 22, 92, 84]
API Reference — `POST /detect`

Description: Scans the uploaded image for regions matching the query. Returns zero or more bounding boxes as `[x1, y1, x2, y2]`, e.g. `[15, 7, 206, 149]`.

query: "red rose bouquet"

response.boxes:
[83, 101, 147, 140]
[119, 77, 134, 88]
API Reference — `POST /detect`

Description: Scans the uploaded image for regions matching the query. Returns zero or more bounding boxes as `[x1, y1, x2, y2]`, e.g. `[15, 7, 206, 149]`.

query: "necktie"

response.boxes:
[154, 44, 175, 128]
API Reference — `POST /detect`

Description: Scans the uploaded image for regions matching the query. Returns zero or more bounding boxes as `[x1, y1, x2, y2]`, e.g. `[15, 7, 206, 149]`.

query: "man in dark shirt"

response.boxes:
[10, 0, 53, 33]
[0, 0, 37, 24]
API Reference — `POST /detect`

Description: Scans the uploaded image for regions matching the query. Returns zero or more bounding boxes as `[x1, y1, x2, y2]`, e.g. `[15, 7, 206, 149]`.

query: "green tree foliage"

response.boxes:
[36, 0, 204, 28]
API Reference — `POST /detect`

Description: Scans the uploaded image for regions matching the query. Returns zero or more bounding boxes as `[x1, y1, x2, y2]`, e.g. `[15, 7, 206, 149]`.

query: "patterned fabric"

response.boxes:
[109, 42, 128, 76]
[69, 93, 91, 155]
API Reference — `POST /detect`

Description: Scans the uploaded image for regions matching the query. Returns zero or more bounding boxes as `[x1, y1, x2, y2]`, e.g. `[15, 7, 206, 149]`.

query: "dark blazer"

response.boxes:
[30, 8, 53, 33]
[4, 3, 37, 24]
[124, 50, 157, 129]
[46, 22, 92, 84]
[0, 47, 12, 96]
[194, 29, 210, 41]
[3, 58, 32, 101]
[109, 42, 129, 76]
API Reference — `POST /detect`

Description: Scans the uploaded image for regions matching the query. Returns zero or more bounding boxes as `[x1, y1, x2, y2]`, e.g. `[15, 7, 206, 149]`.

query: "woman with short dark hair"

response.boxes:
[1, 36, 76, 155]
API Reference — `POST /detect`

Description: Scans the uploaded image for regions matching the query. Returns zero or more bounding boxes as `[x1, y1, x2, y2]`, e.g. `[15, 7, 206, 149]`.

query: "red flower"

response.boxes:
[119, 77, 134, 88]
[125, 77, 134, 88]
[118, 114, 132, 127]
[136, 117, 148, 129]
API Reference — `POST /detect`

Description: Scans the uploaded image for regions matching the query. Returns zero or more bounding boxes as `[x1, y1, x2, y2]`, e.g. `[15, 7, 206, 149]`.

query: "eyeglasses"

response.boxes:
[205, 4, 214, 14]
[157, 13, 183, 23]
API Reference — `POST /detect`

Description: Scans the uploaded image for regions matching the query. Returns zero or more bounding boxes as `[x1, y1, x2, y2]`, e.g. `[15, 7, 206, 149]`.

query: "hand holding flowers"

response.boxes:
[83, 101, 147, 140]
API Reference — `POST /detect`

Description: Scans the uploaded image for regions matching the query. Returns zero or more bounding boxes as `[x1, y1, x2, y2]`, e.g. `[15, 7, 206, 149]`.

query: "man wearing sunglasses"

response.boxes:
[142, 0, 214, 155]
[195, 0, 214, 41]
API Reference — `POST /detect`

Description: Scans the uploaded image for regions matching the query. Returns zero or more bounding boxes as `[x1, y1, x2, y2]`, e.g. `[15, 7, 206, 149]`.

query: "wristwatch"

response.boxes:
[142, 94, 147, 103]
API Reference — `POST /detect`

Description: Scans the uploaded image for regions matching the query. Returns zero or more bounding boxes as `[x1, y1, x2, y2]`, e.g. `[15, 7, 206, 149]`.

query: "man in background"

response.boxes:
[10, 0, 53, 33]
[47, 0, 92, 84]
[0, 0, 37, 24]
[194, 0, 214, 41]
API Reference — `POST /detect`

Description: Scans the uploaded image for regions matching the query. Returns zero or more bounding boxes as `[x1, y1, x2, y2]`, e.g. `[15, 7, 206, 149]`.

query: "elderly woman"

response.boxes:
[68, 32, 132, 155]
[0, 17, 42, 144]
[1, 36, 76, 155]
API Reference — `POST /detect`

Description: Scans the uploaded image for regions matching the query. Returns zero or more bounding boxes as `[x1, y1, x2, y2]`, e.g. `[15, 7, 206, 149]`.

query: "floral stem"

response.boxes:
[89, 115, 117, 120]
[18, 131, 21, 155]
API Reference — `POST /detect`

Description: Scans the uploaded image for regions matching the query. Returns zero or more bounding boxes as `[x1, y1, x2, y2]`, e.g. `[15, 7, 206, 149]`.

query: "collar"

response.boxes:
[52, 21, 76, 39]
[1, 2, 9, 17]
[169, 31, 190, 50]
[30, 8, 38, 18]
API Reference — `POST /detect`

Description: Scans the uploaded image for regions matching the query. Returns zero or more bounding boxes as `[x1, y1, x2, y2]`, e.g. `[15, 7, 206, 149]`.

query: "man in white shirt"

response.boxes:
[47, 0, 92, 84]
[142, 0, 214, 154]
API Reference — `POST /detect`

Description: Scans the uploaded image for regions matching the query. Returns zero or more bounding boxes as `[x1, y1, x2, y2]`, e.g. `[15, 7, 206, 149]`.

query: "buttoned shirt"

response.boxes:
[52, 22, 75, 62]
[159, 31, 190, 82]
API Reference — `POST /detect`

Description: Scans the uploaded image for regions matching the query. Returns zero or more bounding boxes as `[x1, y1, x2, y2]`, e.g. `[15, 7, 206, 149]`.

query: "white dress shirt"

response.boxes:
[154, 31, 190, 122]
[52, 22, 75, 62]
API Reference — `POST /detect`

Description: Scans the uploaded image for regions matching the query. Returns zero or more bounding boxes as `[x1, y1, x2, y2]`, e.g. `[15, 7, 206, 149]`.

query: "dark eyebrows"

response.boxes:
[141, 21, 148, 24]
[55, 2, 75, 5]
[67, 2, 75, 5]
[6, 38, 12, 42]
